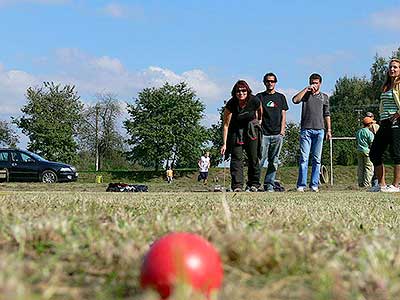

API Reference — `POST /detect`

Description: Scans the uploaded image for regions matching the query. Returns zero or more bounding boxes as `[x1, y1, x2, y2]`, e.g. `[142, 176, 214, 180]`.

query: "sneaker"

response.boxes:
[368, 185, 381, 192]
[233, 187, 242, 192]
[245, 186, 259, 192]
[381, 185, 400, 193]
[311, 187, 319, 192]
[296, 187, 305, 192]
[264, 185, 274, 192]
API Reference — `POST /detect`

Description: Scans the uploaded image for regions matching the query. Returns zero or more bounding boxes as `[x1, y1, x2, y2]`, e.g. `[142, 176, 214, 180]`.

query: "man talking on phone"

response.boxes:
[292, 73, 331, 192]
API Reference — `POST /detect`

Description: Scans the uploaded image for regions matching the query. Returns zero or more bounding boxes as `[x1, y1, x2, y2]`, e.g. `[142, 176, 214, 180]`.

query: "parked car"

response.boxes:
[0, 148, 78, 183]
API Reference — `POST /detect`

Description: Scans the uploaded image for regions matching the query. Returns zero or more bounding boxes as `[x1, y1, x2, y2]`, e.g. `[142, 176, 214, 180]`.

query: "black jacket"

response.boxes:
[226, 119, 262, 159]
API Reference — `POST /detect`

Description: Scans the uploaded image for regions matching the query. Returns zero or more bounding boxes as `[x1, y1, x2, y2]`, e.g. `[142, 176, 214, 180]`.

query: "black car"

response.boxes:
[0, 148, 78, 183]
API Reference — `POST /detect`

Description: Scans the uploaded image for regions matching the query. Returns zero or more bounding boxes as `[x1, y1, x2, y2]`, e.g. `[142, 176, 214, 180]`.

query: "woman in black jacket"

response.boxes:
[221, 80, 262, 192]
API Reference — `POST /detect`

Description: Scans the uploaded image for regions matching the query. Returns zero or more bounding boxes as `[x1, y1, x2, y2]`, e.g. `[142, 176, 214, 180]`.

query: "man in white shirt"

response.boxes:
[198, 151, 211, 185]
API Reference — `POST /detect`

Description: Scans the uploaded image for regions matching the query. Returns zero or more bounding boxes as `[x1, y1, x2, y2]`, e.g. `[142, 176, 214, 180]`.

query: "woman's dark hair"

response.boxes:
[309, 73, 322, 84]
[231, 80, 253, 100]
[382, 58, 400, 92]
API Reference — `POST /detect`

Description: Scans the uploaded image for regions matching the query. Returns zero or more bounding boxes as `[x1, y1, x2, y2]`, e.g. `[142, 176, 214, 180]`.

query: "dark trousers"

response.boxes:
[370, 120, 400, 166]
[230, 138, 260, 190]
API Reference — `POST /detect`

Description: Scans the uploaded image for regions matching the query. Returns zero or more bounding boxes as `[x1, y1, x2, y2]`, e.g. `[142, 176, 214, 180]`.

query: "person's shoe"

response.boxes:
[264, 185, 274, 192]
[233, 187, 242, 192]
[311, 187, 319, 193]
[381, 185, 400, 192]
[296, 187, 305, 192]
[368, 185, 381, 192]
[245, 186, 259, 192]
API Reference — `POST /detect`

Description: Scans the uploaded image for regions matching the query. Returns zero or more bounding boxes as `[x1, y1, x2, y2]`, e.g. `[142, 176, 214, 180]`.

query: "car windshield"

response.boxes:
[23, 150, 47, 162]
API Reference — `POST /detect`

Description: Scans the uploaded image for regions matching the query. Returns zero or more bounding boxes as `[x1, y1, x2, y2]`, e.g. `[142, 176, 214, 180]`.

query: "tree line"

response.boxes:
[1, 81, 209, 171]
[0, 48, 399, 170]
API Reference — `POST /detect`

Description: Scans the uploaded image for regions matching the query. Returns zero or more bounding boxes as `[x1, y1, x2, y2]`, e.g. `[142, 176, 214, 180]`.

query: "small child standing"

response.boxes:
[166, 166, 173, 184]
[197, 152, 211, 185]
[356, 117, 375, 187]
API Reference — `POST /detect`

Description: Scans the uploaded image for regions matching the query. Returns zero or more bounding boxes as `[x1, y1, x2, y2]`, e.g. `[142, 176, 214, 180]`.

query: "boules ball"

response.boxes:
[140, 232, 223, 299]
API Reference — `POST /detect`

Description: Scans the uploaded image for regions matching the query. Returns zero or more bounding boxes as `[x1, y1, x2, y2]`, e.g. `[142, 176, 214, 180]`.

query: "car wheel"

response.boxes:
[41, 170, 58, 183]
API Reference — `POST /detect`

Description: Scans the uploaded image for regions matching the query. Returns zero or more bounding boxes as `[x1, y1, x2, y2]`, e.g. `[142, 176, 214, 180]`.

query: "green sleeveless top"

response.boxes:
[380, 90, 397, 121]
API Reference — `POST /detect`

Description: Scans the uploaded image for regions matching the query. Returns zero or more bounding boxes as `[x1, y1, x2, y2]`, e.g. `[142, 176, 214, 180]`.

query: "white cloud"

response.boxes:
[0, 64, 38, 115]
[101, 2, 144, 19]
[277, 88, 297, 100]
[91, 56, 125, 74]
[369, 8, 400, 30]
[0, 49, 303, 129]
[143, 67, 223, 103]
[50, 48, 230, 105]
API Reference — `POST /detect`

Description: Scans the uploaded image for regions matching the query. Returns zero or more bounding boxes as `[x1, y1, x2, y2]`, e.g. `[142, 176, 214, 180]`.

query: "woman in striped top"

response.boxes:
[370, 58, 400, 192]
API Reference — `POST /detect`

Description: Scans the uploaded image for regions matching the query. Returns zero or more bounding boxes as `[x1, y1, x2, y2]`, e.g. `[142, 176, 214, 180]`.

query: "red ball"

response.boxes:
[140, 232, 223, 299]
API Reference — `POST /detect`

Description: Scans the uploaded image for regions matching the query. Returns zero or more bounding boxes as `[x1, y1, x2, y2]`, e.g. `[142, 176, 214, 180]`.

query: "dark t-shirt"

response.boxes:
[256, 91, 288, 135]
[225, 95, 260, 131]
[300, 92, 330, 130]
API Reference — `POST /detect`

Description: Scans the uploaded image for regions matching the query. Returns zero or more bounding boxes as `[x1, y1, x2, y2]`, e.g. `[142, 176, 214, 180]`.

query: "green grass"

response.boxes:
[0, 165, 393, 193]
[0, 167, 399, 299]
[0, 189, 400, 299]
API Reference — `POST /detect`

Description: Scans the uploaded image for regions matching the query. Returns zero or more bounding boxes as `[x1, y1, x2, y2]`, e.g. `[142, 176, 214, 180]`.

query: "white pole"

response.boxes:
[330, 138, 333, 185]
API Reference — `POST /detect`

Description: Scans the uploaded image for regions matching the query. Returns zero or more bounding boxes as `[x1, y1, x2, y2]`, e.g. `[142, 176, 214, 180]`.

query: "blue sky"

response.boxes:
[1, 0, 399, 145]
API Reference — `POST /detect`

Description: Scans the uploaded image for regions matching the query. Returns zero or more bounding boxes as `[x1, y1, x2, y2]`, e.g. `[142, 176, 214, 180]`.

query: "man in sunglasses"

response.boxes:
[292, 73, 331, 192]
[256, 73, 289, 192]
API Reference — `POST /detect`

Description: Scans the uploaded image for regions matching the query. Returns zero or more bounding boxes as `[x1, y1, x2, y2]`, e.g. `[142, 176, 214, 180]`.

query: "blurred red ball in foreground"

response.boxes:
[140, 232, 223, 299]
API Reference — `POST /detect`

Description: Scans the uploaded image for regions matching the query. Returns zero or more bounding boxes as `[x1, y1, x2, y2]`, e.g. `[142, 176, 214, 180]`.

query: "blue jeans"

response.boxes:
[297, 129, 324, 189]
[260, 134, 283, 191]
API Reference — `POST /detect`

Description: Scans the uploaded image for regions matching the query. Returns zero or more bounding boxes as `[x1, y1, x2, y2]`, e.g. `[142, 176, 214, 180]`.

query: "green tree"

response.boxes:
[124, 82, 208, 170]
[207, 105, 224, 166]
[370, 47, 400, 103]
[77, 93, 124, 170]
[280, 122, 300, 166]
[0, 120, 18, 147]
[328, 76, 374, 165]
[327, 48, 400, 165]
[14, 82, 83, 163]
[370, 54, 388, 103]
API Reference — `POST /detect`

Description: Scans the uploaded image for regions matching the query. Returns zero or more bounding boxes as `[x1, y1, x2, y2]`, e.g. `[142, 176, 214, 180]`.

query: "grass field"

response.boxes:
[0, 167, 399, 300]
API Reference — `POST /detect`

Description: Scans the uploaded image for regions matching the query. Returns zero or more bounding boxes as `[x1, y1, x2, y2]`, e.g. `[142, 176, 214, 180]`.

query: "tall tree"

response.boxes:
[370, 48, 400, 102]
[207, 105, 225, 167]
[327, 48, 400, 165]
[13, 82, 83, 163]
[280, 122, 300, 166]
[124, 82, 207, 170]
[328, 76, 372, 165]
[370, 54, 388, 102]
[77, 93, 124, 170]
[0, 120, 18, 147]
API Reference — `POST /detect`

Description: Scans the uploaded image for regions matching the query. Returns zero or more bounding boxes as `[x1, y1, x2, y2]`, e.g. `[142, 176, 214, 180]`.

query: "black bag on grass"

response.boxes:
[273, 181, 285, 192]
[106, 183, 148, 192]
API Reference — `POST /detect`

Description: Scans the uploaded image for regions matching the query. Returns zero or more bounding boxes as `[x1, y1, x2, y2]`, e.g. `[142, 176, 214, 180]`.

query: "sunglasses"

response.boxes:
[236, 89, 248, 94]
[265, 80, 276, 83]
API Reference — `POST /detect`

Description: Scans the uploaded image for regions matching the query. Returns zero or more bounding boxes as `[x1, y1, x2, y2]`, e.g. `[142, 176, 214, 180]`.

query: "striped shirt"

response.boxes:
[380, 90, 398, 121]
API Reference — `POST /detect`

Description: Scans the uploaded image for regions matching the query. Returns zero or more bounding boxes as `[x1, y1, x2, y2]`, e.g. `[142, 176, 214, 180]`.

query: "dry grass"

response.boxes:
[0, 187, 400, 299]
